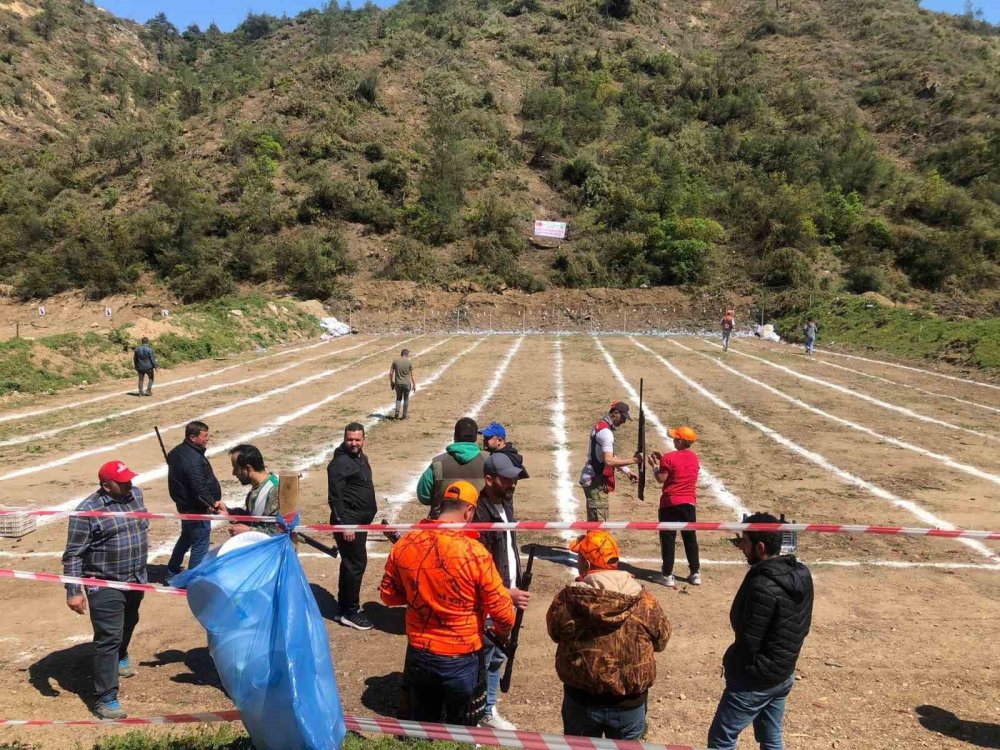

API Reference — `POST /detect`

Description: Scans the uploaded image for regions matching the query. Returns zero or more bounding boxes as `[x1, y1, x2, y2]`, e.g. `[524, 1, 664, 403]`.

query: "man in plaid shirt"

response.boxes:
[62, 460, 149, 720]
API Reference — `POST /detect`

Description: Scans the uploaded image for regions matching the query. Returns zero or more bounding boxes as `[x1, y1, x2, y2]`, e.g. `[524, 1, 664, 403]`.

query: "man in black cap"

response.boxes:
[416, 417, 488, 519]
[476, 451, 530, 730]
[578, 402, 640, 521]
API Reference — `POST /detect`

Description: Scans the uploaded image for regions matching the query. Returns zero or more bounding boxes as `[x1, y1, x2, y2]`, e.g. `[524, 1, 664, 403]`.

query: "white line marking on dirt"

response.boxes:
[618, 556, 1000, 571]
[594, 338, 748, 518]
[678, 339, 1000, 487]
[634, 338, 999, 562]
[551, 339, 578, 541]
[383, 337, 525, 515]
[816, 347, 1000, 393]
[0, 338, 337, 425]
[1, 337, 421, 483]
[0, 338, 377, 449]
[701, 339, 998, 443]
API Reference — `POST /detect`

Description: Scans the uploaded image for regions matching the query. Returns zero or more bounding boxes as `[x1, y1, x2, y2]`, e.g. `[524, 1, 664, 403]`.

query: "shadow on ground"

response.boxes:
[140, 647, 223, 690]
[361, 671, 403, 717]
[916, 705, 1000, 748]
[29, 643, 93, 707]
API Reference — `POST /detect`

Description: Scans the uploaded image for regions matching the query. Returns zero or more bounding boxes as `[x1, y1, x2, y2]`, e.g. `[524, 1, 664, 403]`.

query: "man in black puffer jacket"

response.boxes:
[708, 512, 813, 750]
[165, 421, 221, 583]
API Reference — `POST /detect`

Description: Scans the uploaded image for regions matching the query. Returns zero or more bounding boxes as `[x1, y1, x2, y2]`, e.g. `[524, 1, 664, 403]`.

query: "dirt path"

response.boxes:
[0, 335, 997, 749]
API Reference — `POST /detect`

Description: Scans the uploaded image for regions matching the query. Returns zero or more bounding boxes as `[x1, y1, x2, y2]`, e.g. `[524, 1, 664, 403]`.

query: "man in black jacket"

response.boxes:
[707, 512, 813, 750]
[327, 421, 376, 631]
[475, 451, 530, 730]
[165, 421, 221, 582]
[479, 422, 529, 481]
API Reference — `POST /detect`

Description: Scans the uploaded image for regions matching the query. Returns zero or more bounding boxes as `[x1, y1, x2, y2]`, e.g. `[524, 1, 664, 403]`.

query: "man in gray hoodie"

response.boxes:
[133, 337, 158, 396]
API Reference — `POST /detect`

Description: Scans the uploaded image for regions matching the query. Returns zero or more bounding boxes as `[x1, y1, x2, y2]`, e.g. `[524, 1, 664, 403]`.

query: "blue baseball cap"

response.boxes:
[478, 422, 507, 439]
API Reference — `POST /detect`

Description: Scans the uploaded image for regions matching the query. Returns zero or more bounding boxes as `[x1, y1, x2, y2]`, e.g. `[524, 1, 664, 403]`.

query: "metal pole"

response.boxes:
[522, 308, 526, 333]
[15, 322, 19, 339]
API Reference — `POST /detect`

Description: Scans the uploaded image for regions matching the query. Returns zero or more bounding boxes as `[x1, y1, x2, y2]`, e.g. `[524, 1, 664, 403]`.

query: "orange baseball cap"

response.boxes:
[668, 426, 698, 443]
[442, 480, 479, 508]
[570, 530, 620, 570]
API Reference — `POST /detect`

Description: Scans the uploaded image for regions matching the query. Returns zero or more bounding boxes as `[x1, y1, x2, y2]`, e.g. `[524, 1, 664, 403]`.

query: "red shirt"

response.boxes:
[658, 449, 699, 508]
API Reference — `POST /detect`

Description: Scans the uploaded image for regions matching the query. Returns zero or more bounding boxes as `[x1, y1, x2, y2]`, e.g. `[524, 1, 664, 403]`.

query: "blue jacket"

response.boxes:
[134, 344, 157, 372]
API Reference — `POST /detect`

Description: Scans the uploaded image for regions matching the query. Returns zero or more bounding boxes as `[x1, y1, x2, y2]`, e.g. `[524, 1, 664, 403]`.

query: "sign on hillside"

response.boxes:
[534, 220, 567, 240]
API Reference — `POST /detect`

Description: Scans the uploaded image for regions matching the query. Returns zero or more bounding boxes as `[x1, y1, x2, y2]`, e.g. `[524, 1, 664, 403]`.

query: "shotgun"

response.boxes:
[637, 379, 647, 502]
[499, 544, 536, 693]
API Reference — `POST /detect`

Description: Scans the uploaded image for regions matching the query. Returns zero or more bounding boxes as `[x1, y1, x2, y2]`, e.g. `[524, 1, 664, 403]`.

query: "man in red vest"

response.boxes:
[578, 402, 640, 521]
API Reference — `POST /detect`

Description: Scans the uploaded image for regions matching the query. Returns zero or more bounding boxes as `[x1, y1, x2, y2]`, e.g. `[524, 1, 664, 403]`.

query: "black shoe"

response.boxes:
[338, 610, 373, 631]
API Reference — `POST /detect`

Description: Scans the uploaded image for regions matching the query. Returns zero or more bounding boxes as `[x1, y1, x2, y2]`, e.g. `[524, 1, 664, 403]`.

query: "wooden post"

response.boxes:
[488, 310, 492, 333]
[522, 308, 526, 333]
[278, 473, 300, 535]
[15, 322, 19, 339]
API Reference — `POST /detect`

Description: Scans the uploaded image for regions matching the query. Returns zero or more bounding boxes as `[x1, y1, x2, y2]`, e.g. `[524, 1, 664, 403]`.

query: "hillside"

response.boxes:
[0, 0, 998, 315]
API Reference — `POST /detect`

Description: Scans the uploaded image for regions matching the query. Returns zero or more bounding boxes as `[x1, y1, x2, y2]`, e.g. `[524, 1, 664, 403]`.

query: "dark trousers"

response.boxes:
[167, 520, 211, 576]
[394, 385, 411, 418]
[333, 531, 368, 615]
[659, 503, 699, 576]
[137, 370, 154, 394]
[87, 588, 144, 704]
[562, 690, 647, 740]
[405, 646, 480, 725]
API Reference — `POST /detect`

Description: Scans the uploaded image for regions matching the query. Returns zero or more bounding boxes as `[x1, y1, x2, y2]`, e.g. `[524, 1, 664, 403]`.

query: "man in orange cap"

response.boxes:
[380, 481, 515, 725]
[62, 460, 150, 720]
[547, 531, 670, 739]
[648, 426, 701, 587]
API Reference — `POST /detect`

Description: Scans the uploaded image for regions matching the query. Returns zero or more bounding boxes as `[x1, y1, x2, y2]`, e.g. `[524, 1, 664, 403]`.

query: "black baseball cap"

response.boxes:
[609, 402, 632, 420]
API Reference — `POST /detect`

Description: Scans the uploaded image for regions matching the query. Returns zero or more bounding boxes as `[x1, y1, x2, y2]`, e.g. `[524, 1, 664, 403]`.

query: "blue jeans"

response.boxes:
[805, 336, 815, 355]
[483, 639, 506, 716]
[561, 690, 647, 740]
[166, 520, 211, 576]
[405, 646, 480, 725]
[722, 331, 732, 351]
[707, 673, 795, 750]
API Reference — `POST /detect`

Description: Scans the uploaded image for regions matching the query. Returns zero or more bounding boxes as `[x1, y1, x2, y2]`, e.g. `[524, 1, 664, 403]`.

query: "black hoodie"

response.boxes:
[723, 555, 813, 689]
[326, 444, 377, 524]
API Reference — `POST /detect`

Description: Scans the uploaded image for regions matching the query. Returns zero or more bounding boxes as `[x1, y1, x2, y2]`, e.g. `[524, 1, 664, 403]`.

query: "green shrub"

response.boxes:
[757, 247, 813, 289]
[274, 229, 354, 299]
[369, 161, 408, 201]
[382, 237, 451, 282]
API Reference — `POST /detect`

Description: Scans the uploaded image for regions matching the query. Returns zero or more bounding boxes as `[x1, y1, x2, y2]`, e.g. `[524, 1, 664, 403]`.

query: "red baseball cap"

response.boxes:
[98, 461, 137, 483]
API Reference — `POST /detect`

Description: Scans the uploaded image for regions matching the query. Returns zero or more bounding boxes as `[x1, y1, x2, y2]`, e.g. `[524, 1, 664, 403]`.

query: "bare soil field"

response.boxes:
[0, 333, 997, 749]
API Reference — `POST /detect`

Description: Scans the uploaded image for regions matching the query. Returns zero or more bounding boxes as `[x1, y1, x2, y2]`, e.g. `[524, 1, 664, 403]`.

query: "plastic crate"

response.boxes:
[0, 510, 36, 538]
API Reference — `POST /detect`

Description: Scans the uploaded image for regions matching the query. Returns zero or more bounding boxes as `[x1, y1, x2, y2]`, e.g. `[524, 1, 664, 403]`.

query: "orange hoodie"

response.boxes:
[380, 522, 515, 656]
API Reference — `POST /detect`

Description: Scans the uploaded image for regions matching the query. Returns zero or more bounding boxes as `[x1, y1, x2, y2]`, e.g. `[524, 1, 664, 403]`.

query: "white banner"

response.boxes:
[534, 220, 567, 239]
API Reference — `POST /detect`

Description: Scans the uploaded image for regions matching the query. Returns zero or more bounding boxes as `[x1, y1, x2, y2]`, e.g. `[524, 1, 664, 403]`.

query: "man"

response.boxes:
[165, 421, 221, 582]
[804, 319, 818, 356]
[62, 460, 149, 719]
[475, 452, 530, 730]
[648, 425, 701, 588]
[214, 444, 280, 537]
[417, 417, 487, 519]
[389, 348, 417, 420]
[578, 402, 640, 521]
[547, 531, 670, 740]
[327, 422, 377, 630]
[479, 422, 529, 480]
[721, 310, 735, 353]
[133, 337, 158, 397]
[380, 481, 515, 725]
[707, 512, 814, 750]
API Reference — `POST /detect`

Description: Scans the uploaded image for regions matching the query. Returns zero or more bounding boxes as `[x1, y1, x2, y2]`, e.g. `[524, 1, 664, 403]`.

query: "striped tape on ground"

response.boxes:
[0, 569, 185, 596]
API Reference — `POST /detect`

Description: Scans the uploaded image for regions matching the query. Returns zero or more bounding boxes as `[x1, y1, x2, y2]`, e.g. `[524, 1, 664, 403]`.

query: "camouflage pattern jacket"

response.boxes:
[546, 570, 670, 700]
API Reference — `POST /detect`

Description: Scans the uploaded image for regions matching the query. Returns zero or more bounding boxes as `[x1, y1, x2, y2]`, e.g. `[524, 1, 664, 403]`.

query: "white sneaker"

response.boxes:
[690, 572, 702, 585]
[655, 574, 675, 588]
[480, 711, 516, 730]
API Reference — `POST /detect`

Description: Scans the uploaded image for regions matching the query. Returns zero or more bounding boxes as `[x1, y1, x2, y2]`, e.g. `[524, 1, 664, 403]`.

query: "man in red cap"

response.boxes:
[62, 460, 150, 719]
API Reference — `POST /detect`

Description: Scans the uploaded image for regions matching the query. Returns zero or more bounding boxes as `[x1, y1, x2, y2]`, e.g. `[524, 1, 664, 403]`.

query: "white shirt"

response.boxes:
[494, 503, 517, 586]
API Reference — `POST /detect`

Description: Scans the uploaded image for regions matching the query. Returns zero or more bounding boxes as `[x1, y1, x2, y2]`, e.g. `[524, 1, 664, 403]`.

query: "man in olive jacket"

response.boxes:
[707, 512, 814, 750]
[547, 530, 670, 740]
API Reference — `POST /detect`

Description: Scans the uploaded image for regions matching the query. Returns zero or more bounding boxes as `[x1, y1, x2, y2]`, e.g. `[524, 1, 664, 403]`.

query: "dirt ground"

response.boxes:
[0, 333, 998, 749]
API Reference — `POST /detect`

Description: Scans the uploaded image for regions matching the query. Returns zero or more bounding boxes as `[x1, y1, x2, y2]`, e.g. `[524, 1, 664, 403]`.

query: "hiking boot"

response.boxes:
[94, 699, 127, 720]
[689, 572, 702, 586]
[338, 610, 374, 631]
[654, 574, 675, 588]
[118, 655, 136, 678]
[480, 711, 516, 730]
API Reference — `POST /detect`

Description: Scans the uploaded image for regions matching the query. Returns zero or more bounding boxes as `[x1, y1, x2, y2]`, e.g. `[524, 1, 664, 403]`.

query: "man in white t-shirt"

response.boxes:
[475, 451, 531, 730]
[579, 402, 640, 521]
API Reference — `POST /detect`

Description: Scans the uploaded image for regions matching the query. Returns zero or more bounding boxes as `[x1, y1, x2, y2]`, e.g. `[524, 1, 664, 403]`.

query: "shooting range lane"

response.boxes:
[1, 336, 999, 750]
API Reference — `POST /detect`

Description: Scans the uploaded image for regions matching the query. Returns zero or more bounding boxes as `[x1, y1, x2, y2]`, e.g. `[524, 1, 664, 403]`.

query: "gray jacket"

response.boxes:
[134, 344, 157, 372]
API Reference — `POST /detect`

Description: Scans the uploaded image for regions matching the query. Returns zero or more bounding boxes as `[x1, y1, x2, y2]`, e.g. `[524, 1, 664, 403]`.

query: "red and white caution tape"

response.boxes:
[0, 569, 185, 596]
[1, 508, 998, 540]
[0, 710, 702, 750]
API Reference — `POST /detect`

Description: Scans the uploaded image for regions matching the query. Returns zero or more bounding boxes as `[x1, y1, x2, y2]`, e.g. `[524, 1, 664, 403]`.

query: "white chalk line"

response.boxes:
[699, 339, 999, 443]
[551, 339, 578, 542]
[815, 346, 1000, 393]
[740, 338, 1000, 417]
[593, 338, 748, 518]
[634, 338, 999, 563]
[0, 337, 378, 449]
[0, 337, 338, 426]
[686, 339, 1000, 488]
[383, 337, 525, 517]
[1, 337, 421, 483]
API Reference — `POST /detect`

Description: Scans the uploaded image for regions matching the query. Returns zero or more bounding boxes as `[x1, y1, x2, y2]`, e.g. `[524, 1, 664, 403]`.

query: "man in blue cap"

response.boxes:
[479, 422, 529, 482]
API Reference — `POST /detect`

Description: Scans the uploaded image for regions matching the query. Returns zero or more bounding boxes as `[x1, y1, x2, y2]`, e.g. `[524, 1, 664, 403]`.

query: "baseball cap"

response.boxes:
[442, 480, 479, 507]
[484, 452, 528, 480]
[98, 460, 137, 483]
[569, 531, 620, 570]
[609, 401, 632, 421]
[478, 422, 507, 440]
[668, 426, 698, 443]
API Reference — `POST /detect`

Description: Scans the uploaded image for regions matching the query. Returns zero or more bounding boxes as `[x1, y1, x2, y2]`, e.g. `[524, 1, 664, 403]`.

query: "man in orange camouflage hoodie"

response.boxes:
[547, 530, 670, 740]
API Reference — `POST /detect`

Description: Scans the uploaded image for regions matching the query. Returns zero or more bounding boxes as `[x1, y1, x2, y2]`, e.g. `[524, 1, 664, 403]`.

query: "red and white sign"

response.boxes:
[534, 221, 567, 240]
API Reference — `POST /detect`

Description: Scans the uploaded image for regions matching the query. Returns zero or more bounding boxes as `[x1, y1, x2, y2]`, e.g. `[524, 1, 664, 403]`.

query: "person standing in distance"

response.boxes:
[707, 512, 814, 750]
[803, 319, 818, 356]
[165, 421, 221, 582]
[578, 402, 640, 522]
[62, 461, 149, 719]
[648, 426, 701, 588]
[133, 337, 158, 396]
[721, 311, 735, 353]
[327, 422, 377, 630]
[389, 349, 417, 420]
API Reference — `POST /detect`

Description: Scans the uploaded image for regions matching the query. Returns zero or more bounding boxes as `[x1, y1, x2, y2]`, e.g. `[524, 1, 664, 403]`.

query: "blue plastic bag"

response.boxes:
[173, 526, 346, 750]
